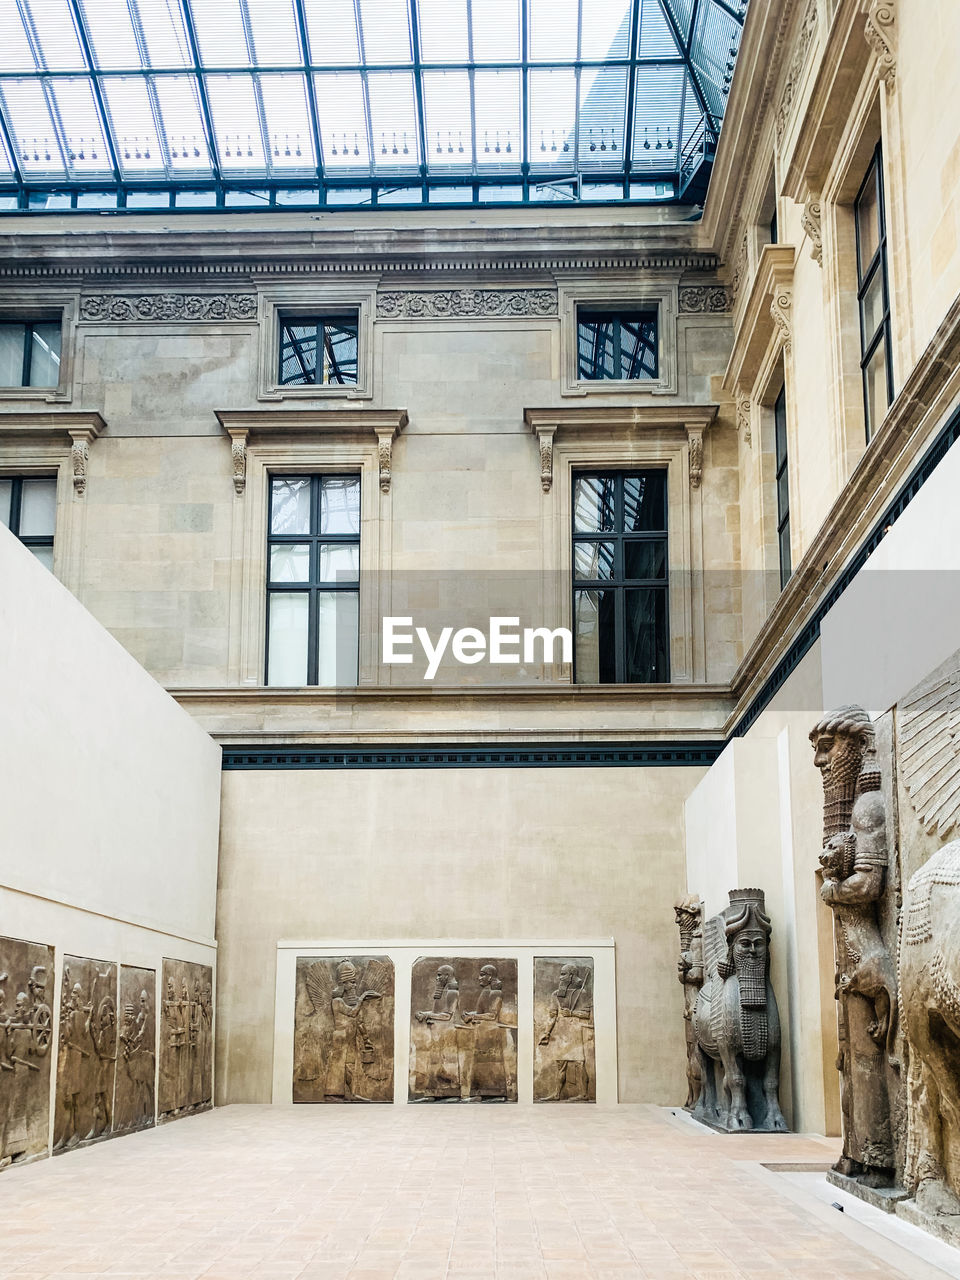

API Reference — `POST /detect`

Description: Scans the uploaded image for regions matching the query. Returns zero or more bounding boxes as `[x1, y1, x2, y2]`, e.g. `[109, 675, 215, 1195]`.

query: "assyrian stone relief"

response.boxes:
[811, 707, 900, 1193]
[409, 958, 517, 1102]
[158, 959, 213, 1120]
[533, 958, 595, 1102]
[0, 936, 53, 1166]
[294, 957, 394, 1103]
[113, 967, 156, 1136]
[692, 890, 787, 1132]
[675, 897, 704, 1111]
[54, 956, 118, 1151]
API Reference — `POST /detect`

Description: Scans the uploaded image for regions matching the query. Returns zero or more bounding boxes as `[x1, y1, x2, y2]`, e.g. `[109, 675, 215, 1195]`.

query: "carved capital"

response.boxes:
[862, 0, 896, 86]
[66, 427, 98, 496]
[734, 389, 752, 445]
[802, 200, 823, 265]
[687, 427, 704, 489]
[228, 430, 248, 496]
[770, 286, 793, 353]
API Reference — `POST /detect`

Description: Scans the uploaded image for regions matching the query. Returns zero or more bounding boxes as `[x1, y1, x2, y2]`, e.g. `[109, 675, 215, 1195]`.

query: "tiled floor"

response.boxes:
[0, 1104, 957, 1280]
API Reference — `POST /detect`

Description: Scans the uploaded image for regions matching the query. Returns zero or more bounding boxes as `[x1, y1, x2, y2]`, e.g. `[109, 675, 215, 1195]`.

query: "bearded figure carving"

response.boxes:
[692, 889, 787, 1132]
[810, 705, 899, 1189]
[675, 895, 704, 1110]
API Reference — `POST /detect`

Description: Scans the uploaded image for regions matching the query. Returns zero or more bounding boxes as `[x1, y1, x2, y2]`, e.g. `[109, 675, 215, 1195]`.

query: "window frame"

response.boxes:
[0, 295, 76, 403]
[571, 469, 670, 684]
[575, 309, 659, 383]
[257, 285, 375, 402]
[854, 143, 894, 441]
[265, 473, 361, 688]
[277, 313, 360, 389]
[558, 280, 678, 397]
[773, 383, 791, 590]
[0, 473, 58, 564]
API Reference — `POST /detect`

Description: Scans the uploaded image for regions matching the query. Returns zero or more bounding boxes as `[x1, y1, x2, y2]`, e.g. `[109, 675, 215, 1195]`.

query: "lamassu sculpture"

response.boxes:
[692, 889, 787, 1132]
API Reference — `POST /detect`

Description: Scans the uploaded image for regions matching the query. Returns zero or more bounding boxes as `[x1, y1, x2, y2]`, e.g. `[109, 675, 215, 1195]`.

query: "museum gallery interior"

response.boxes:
[3, 0, 960, 1274]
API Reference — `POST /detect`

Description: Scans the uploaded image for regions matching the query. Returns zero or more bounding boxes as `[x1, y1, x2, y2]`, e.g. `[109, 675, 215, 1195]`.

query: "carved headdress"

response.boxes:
[810, 704, 876, 842]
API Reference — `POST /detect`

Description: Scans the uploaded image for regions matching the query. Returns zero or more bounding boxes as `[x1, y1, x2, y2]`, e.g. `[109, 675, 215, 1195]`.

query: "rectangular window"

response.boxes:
[0, 319, 62, 388]
[266, 474, 360, 687]
[0, 475, 57, 569]
[855, 145, 893, 440]
[278, 313, 359, 386]
[572, 470, 669, 683]
[576, 309, 658, 381]
[774, 384, 791, 590]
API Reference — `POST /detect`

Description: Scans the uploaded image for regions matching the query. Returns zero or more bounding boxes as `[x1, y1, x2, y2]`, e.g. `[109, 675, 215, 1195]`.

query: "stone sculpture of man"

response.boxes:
[414, 964, 461, 1099]
[810, 705, 898, 1188]
[675, 896, 704, 1110]
[538, 963, 594, 1101]
[462, 964, 507, 1099]
[324, 960, 382, 1102]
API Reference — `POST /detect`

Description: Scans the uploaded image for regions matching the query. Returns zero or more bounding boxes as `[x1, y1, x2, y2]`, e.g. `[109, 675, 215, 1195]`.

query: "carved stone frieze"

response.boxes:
[678, 285, 732, 314]
[54, 956, 118, 1152]
[409, 958, 517, 1102]
[802, 200, 823, 265]
[691, 889, 787, 1132]
[533, 958, 596, 1103]
[862, 0, 896, 86]
[811, 707, 901, 1193]
[80, 294, 257, 322]
[731, 233, 749, 303]
[776, 0, 819, 145]
[294, 956, 394, 1103]
[735, 389, 753, 445]
[0, 936, 54, 1167]
[376, 289, 557, 319]
[113, 966, 156, 1136]
[770, 286, 793, 353]
[158, 958, 213, 1121]
[674, 898, 704, 1111]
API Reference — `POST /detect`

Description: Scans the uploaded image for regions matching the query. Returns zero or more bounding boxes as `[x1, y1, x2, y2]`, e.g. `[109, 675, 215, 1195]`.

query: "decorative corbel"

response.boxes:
[862, 0, 896, 86]
[227, 428, 248, 495]
[534, 426, 556, 493]
[67, 427, 98, 496]
[770, 286, 793, 354]
[735, 388, 752, 446]
[375, 426, 397, 493]
[687, 427, 704, 489]
[802, 200, 823, 265]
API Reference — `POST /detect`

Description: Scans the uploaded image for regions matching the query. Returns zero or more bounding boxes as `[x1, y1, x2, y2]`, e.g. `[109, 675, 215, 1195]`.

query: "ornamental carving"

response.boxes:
[862, 0, 896, 86]
[731, 233, 749, 303]
[80, 294, 257, 322]
[735, 389, 752, 445]
[70, 438, 89, 495]
[113, 966, 156, 1136]
[230, 434, 247, 497]
[675, 898, 704, 1110]
[898, 658, 960, 838]
[534, 958, 596, 1103]
[679, 285, 731, 314]
[158, 958, 213, 1121]
[54, 956, 118, 1151]
[376, 289, 557, 319]
[770, 286, 793, 353]
[802, 201, 823, 265]
[688, 428, 704, 489]
[294, 957, 394, 1103]
[0, 936, 54, 1167]
[775, 0, 818, 144]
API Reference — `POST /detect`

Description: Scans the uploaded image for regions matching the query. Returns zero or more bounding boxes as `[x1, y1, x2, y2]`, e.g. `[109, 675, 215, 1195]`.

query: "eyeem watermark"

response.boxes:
[383, 616, 573, 681]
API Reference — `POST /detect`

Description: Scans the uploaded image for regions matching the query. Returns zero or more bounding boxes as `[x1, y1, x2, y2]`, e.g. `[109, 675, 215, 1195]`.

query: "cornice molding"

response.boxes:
[0, 410, 105, 495]
[722, 245, 796, 395]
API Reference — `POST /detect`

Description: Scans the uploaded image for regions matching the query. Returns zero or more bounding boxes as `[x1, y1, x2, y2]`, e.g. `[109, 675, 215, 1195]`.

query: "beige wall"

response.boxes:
[217, 763, 703, 1106]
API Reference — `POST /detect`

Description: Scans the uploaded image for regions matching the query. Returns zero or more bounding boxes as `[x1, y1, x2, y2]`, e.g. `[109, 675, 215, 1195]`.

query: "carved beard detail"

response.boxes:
[820, 737, 864, 843]
[676, 909, 699, 951]
[737, 955, 769, 1060]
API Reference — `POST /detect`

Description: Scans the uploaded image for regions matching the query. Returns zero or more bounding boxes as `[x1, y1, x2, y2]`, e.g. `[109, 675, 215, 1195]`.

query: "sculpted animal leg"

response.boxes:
[762, 994, 787, 1131]
[719, 1040, 751, 1131]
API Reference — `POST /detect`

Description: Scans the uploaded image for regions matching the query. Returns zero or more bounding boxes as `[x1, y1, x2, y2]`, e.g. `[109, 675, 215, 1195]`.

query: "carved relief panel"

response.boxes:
[54, 956, 118, 1152]
[0, 936, 54, 1165]
[409, 958, 518, 1102]
[158, 959, 213, 1120]
[294, 956, 394, 1103]
[113, 966, 156, 1136]
[533, 958, 595, 1102]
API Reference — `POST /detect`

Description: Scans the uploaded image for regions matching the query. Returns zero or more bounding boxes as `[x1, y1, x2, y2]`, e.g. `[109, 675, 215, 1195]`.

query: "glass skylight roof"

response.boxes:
[0, 0, 749, 211]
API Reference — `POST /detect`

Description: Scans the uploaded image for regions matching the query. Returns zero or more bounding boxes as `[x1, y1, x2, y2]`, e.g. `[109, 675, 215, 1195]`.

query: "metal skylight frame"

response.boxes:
[0, 0, 748, 212]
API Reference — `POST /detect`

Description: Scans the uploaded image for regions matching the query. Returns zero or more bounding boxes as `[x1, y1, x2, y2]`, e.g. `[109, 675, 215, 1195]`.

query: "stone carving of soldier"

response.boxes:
[538, 963, 594, 1101]
[415, 964, 461, 1099]
[120, 990, 154, 1122]
[56, 974, 93, 1148]
[675, 896, 704, 1110]
[2, 990, 44, 1162]
[87, 987, 117, 1140]
[462, 964, 508, 1100]
[164, 975, 189, 1111]
[810, 705, 898, 1188]
[324, 960, 382, 1102]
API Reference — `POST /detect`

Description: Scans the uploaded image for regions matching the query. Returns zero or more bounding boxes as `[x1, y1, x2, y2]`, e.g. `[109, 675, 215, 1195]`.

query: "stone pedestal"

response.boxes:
[826, 1169, 909, 1213]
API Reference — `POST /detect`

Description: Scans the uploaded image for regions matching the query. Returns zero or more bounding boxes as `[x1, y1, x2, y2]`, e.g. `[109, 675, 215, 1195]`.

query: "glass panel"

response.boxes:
[47, 78, 113, 179]
[271, 477, 312, 534]
[279, 321, 317, 385]
[573, 476, 615, 532]
[864, 337, 890, 439]
[269, 543, 310, 583]
[860, 268, 885, 348]
[774, 390, 788, 467]
[27, 322, 61, 387]
[577, 312, 616, 379]
[259, 75, 316, 172]
[320, 476, 360, 535]
[206, 76, 267, 173]
[314, 73, 371, 172]
[319, 318, 358, 385]
[581, 0, 632, 59]
[302, 0, 359, 65]
[856, 164, 881, 278]
[529, 0, 578, 60]
[574, 540, 615, 580]
[777, 468, 790, 523]
[19, 478, 57, 536]
[779, 523, 792, 588]
[153, 77, 214, 175]
[267, 592, 309, 686]
[0, 78, 67, 176]
[423, 71, 472, 172]
[317, 590, 359, 686]
[578, 66, 628, 170]
[367, 73, 420, 174]
[22, 0, 85, 69]
[0, 478, 11, 526]
[617, 314, 657, 378]
[418, 0, 469, 60]
[0, 324, 25, 385]
[624, 540, 667, 580]
[357, 0, 412, 64]
[574, 588, 616, 683]
[624, 588, 668, 682]
[472, 0, 521, 61]
[30, 545, 54, 572]
[529, 68, 576, 165]
[623, 473, 666, 531]
[473, 70, 521, 169]
[319, 543, 360, 582]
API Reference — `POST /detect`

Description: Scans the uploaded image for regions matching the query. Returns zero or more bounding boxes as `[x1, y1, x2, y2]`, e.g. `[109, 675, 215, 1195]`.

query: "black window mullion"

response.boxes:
[9, 476, 22, 534]
[21, 325, 31, 387]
